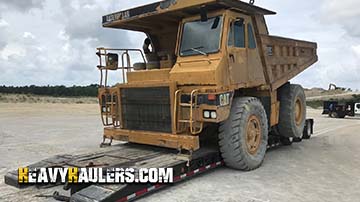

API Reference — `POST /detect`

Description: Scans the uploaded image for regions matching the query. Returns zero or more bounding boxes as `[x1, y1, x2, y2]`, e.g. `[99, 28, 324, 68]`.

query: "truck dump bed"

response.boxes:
[260, 35, 318, 90]
[102, 0, 276, 30]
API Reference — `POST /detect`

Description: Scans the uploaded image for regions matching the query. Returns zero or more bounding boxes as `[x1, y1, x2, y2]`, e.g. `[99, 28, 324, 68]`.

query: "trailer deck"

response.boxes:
[4, 144, 222, 202]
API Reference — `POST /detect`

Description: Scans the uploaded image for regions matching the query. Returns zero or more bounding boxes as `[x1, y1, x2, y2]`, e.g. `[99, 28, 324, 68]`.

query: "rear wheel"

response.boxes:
[219, 97, 268, 171]
[278, 84, 306, 138]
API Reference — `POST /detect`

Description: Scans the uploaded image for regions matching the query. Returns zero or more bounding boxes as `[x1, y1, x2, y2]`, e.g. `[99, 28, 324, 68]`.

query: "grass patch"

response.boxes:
[307, 94, 360, 109]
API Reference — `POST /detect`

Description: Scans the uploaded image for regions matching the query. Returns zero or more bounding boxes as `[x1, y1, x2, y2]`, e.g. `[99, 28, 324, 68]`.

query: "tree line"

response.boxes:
[0, 85, 99, 97]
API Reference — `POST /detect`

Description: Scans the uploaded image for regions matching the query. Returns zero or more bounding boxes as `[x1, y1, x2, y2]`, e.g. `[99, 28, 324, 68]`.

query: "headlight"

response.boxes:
[203, 111, 210, 118]
[203, 110, 217, 119]
[210, 111, 217, 119]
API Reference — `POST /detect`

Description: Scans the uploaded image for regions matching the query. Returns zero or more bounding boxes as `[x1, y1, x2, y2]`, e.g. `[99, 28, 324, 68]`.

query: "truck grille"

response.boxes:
[121, 87, 172, 133]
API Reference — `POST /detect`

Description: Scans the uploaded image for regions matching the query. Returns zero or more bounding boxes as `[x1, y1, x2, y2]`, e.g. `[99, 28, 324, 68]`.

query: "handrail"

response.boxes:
[173, 90, 182, 133]
[96, 47, 146, 87]
[189, 89, 203, 135]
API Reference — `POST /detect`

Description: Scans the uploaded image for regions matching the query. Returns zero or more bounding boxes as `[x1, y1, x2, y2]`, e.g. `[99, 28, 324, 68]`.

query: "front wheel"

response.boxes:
[218, 97, 268, 171]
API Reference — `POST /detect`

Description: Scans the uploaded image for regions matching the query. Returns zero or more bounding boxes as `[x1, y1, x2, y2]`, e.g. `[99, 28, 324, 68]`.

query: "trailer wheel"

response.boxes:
[219, 97, 268, 171]
[278, 84, 306, 138]
[302, 120, 312, 139]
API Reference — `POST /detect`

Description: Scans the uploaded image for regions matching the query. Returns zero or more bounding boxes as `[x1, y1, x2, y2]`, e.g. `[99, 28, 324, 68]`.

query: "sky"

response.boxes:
[0, 0, 359, 90]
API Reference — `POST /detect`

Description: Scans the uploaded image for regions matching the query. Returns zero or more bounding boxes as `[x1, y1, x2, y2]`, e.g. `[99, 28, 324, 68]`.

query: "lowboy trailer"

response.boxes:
[5, 119, 313, 202]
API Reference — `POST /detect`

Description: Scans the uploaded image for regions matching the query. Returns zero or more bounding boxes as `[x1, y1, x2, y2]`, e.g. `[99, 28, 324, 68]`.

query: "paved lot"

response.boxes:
[0, 103, 359, 202]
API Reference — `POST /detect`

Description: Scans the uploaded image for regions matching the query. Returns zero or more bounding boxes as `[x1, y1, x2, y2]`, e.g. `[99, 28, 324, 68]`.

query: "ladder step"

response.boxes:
[179, 103, 193, 107]
[105, 102, 117, 105]
[178, 120, 195, 123]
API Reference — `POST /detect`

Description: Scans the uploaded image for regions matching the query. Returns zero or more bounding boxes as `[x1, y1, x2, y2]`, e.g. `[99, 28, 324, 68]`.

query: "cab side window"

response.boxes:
[247, 23, 256, 49]
[228, 19, 245, 48]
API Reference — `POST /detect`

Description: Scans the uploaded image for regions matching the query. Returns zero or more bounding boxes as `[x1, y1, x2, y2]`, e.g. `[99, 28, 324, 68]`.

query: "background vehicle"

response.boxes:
[323, 101, 360, 118]
[356, 103, 360, 116]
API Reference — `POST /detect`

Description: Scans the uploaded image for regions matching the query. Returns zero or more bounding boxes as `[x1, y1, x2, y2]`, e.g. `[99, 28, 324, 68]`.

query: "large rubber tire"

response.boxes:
[133, 63, 146, 70]
[278, 84, 306, 138]
[219, 97, 268, 171]
[146, 61, 160, 70]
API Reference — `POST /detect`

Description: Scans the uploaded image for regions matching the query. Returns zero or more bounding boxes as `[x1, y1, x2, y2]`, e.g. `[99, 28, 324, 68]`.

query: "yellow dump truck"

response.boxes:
[97, 0, 317, 170]
[5, 1, 317, 201]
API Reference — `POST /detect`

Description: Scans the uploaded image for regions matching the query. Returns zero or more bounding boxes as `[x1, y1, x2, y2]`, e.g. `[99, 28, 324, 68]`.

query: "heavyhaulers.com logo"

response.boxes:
[18, 167, 173, 184]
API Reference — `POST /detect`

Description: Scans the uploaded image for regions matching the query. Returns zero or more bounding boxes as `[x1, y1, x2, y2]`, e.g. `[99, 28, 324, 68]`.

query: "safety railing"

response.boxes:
[97, 48, 146, 128]
[96, 47, 146, 87]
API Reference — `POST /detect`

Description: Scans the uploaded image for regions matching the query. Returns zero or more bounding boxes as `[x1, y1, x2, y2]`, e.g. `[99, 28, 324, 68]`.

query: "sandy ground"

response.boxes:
[0, 103, 359, 202]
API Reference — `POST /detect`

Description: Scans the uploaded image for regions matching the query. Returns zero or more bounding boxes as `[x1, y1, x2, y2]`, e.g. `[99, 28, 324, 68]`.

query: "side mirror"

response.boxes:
[106, 53, 119, 70]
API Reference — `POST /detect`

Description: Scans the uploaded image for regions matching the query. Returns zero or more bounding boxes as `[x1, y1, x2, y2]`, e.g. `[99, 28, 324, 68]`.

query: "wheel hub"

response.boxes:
[246, 115, 262, 155]
[295, 97, 304, 126]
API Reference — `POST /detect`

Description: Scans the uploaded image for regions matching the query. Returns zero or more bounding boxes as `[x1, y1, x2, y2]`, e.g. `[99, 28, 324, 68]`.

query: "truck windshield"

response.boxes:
[180, 16, 223, 57]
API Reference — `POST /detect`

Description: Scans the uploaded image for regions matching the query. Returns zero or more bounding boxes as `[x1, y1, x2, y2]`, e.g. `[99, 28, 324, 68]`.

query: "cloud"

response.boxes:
[0, 0, 359, 90]
[0, 0, 45, 12]
[0, 18, 9, 27]
[0, 0, 149, 86]
[0, 19, 10, 50]
[59, 1, 130, 47]
[320, 0, 360, 38]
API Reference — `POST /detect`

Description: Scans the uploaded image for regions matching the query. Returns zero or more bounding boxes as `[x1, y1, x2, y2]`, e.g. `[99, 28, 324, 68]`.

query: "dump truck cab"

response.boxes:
[97, 0, 317, 170]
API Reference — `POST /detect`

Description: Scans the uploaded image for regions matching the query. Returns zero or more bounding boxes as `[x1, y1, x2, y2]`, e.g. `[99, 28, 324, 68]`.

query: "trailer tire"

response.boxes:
[219, 97, 268, 171]
[278, 84, 306, 138]
[302, 120, 312, 139]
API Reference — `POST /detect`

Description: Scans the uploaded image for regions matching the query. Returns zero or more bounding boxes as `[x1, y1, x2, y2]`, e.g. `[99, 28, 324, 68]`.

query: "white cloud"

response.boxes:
[0, 0, 45, 12]
[0, 0, 359, 90]
[0, 19, 9, 27]
[23, 32, 36, 39]
[0, 44, 27, 60]
[352, 45, 360, 56]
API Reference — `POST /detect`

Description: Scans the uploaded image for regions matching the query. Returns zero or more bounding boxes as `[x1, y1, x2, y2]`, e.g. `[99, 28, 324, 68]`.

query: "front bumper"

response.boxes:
[104, 128, 199, 151]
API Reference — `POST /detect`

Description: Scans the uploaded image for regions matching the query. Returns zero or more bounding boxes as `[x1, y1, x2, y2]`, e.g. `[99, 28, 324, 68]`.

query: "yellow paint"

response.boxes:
[68, 167, 78, 183]
[18, 167, 28, 183]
